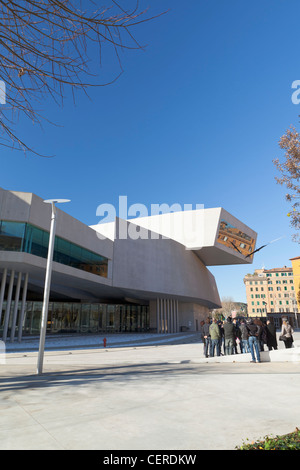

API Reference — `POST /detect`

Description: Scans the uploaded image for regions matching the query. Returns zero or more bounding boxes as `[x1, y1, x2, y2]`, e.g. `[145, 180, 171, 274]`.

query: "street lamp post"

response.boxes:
[37, 198, 70, 375]
[263, 301, 268, 318]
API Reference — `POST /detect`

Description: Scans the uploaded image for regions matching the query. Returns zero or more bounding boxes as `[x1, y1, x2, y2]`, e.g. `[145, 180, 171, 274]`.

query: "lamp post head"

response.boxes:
[44, 199, 71, 204]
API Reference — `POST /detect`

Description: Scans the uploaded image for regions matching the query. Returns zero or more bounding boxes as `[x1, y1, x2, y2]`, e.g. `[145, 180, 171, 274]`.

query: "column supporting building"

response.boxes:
[2, 270, 15, 342]
[0, 268, 7, 324]
[18, 273, 29, 343]
[10, 271, 22, 342]
[155, 297, 180, 334]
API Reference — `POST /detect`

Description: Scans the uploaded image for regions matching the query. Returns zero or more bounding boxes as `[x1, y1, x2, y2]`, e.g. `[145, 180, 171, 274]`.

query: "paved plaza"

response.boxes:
[1, 332, 300, 450]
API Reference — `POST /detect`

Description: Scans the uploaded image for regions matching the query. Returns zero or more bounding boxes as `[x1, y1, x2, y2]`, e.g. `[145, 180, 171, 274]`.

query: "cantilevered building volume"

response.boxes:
[0, 188, 257, 342]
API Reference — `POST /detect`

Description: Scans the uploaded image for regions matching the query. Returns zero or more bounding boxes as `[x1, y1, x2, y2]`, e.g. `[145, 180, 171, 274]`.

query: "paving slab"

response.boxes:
[1, 332, 300, 451]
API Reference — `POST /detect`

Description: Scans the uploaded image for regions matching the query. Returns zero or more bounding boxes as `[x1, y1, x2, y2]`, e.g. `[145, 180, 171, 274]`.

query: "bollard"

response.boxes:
[103, 337, 107, 348]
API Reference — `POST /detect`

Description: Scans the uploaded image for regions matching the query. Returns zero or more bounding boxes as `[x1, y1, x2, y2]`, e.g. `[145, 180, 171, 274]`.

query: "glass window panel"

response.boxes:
[80, 247, 92, 263]
[141, 306, 149, 331]
[60, 303, 73, 332]
[52, 302, 64, 333]
[31, 302, 43, 335]
[46, 302, 53, 332]
[120, 305, 133, 332]
[80, 304, 90, 332]
[17, 301, 150, 336]
[0, 221, 25, 251]
[69, 244, 82, 268]
[115, 305, 121, 332]
[54, 238, 71, 265]
[71, 304, 81, 332]
[23, 224, 33, 253]
[22, 301, 33, 336]
[131, 306, 138, 332]
[98, 304, 106, 332]
[0, 220, 108, 278]
[106, 305, 115, 332]
[90, 305, 99, 332]
[30, 225, 49, 258]
[136, 306, 142, 331]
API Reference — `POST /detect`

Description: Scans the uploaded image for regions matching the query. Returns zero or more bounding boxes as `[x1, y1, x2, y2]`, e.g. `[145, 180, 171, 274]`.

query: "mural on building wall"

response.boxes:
[217, 219, 256, 258]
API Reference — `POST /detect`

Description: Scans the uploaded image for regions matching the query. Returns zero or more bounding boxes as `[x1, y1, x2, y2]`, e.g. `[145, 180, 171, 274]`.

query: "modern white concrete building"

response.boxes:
[0, 188, 257, 342]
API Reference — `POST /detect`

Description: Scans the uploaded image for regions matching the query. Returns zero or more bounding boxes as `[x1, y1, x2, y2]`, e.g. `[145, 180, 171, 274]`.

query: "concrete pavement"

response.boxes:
[1, 331, 300, 450]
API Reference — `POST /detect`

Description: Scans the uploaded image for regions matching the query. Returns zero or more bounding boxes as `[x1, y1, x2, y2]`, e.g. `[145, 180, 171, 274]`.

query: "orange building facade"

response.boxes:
[244, 266, 299, 317]
[290, 256, 300, 311]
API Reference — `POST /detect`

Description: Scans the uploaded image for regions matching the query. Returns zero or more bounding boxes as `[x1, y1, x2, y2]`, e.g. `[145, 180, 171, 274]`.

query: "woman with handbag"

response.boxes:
[280, 320, 294, 349]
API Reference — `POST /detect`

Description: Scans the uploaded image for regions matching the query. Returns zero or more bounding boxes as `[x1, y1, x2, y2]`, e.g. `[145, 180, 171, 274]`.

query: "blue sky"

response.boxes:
[1, 0, 299, 302]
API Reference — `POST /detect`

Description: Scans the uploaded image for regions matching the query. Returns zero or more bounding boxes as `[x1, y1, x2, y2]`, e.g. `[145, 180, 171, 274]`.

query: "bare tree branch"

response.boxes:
[0, 0, 166, 156]
[273, 126, 300, 242]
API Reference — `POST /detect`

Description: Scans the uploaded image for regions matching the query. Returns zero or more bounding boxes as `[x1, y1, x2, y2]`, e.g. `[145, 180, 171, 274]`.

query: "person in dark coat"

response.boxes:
[266, 320, 278, 350]
[217, 320, 224, 355]
[239, 319, 250, 353]
[255, 318, 267, 351]
[223, 317, 236, 355]
[246, 318, 261, 363]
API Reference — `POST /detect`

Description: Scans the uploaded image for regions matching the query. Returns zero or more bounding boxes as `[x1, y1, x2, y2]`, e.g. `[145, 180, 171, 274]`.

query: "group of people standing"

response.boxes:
[200, 316, 294, 363]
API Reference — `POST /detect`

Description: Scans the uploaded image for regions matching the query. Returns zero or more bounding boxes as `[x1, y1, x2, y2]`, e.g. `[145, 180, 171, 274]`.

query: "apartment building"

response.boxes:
[244, 266, 299, 317]
[290, 256, 300, 311]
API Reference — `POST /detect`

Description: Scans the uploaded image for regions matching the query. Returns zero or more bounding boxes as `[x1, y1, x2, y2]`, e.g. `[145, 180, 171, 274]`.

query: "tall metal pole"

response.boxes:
[36, 198, 70, 374]
[37, 202, 57, 375]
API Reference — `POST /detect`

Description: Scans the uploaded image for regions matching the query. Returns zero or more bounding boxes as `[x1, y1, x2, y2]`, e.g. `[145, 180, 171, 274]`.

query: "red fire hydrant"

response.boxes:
[103, 337, 107, 348]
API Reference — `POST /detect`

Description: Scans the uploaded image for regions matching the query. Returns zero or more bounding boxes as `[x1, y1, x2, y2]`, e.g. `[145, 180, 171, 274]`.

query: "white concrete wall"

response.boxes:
[178, 302, 210, 331]
[112, 218, 221, 308]
[91, 206, 257, 267]
[149, 300, 210, 332]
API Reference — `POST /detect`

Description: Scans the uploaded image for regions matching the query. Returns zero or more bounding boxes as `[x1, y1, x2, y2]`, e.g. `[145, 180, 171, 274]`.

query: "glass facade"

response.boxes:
[0, 220, 108, 277]
[0, 221, 150, 338]
[0, 301, 149, 336]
